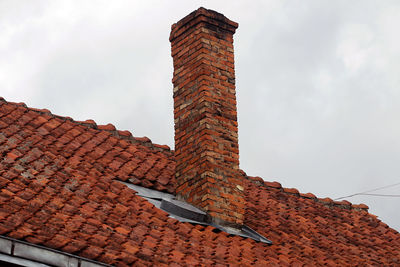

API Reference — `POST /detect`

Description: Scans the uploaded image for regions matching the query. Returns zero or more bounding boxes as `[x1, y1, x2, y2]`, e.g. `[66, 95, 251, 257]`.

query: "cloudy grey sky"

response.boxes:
[1, 1, 400, 231]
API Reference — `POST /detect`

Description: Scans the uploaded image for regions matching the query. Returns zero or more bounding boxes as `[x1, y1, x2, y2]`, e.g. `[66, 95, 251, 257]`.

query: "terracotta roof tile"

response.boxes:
[1, 98, 400, 266]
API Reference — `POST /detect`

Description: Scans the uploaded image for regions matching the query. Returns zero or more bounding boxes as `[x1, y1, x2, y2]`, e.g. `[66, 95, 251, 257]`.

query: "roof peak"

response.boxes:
[245, 175, 370, 212]
[0, 96, 370, 213]
[0, 96, 173, 154]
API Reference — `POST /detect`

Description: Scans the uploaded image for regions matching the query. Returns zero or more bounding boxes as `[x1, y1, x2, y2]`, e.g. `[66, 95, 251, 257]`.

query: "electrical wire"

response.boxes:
[334, 181, 400, 200]
[358, 193, 400, 197]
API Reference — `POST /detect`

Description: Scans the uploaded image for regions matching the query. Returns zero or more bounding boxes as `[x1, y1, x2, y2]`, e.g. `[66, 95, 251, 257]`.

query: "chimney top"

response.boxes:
[170, 7, 238, 42]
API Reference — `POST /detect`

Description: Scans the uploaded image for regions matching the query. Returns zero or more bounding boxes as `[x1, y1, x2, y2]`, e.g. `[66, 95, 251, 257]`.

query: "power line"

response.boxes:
[334, 181, 400, 200]
[359, 193, 400, 197]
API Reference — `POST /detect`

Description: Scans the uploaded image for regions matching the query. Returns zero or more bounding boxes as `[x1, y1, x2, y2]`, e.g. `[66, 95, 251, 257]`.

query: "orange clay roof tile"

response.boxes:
[1, 98, 400, 266]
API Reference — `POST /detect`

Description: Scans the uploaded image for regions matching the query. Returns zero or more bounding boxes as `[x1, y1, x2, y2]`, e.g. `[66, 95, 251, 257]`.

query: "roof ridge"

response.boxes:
[0, 96, 369, 212]
[245, 175, 370, 212]
[0, 97, 173, 155]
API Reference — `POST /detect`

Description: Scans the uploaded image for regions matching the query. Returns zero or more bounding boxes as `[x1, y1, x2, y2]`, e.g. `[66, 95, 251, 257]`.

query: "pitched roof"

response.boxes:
[1, 97, 400, 266]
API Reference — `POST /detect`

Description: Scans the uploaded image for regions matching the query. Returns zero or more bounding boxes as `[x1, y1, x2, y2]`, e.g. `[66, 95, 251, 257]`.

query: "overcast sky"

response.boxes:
[1, 1, 400, 231]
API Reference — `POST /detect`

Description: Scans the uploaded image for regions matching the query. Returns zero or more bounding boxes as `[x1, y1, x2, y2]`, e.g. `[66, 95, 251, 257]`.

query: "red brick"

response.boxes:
[171, 7, 244, 227]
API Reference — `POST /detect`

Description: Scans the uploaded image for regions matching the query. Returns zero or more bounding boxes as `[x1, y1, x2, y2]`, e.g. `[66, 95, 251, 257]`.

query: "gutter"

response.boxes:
[0, 235, 111, 267]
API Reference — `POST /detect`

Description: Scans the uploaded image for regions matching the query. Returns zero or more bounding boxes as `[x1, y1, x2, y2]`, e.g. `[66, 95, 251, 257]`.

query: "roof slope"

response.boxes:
[1, 98, 400, 266]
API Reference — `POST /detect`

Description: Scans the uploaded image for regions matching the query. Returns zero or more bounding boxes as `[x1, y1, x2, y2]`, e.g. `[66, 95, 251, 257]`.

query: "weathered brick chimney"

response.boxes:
[170, 7, 245, 227]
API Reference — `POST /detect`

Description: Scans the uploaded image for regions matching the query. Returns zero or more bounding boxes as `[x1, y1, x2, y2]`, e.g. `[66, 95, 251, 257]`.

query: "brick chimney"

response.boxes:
[170, 7, 245, 227]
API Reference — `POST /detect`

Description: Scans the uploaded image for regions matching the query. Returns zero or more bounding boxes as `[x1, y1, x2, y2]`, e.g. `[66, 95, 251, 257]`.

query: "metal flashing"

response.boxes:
[0, 238, 12, 254]
[13, 242, 78, 267]
[126, 183, 173, 201]
[121, 182, 272, 244]
[160, 198, 208, 223]
[0, 236, 110, 267]
[0, 253, 50, 267]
